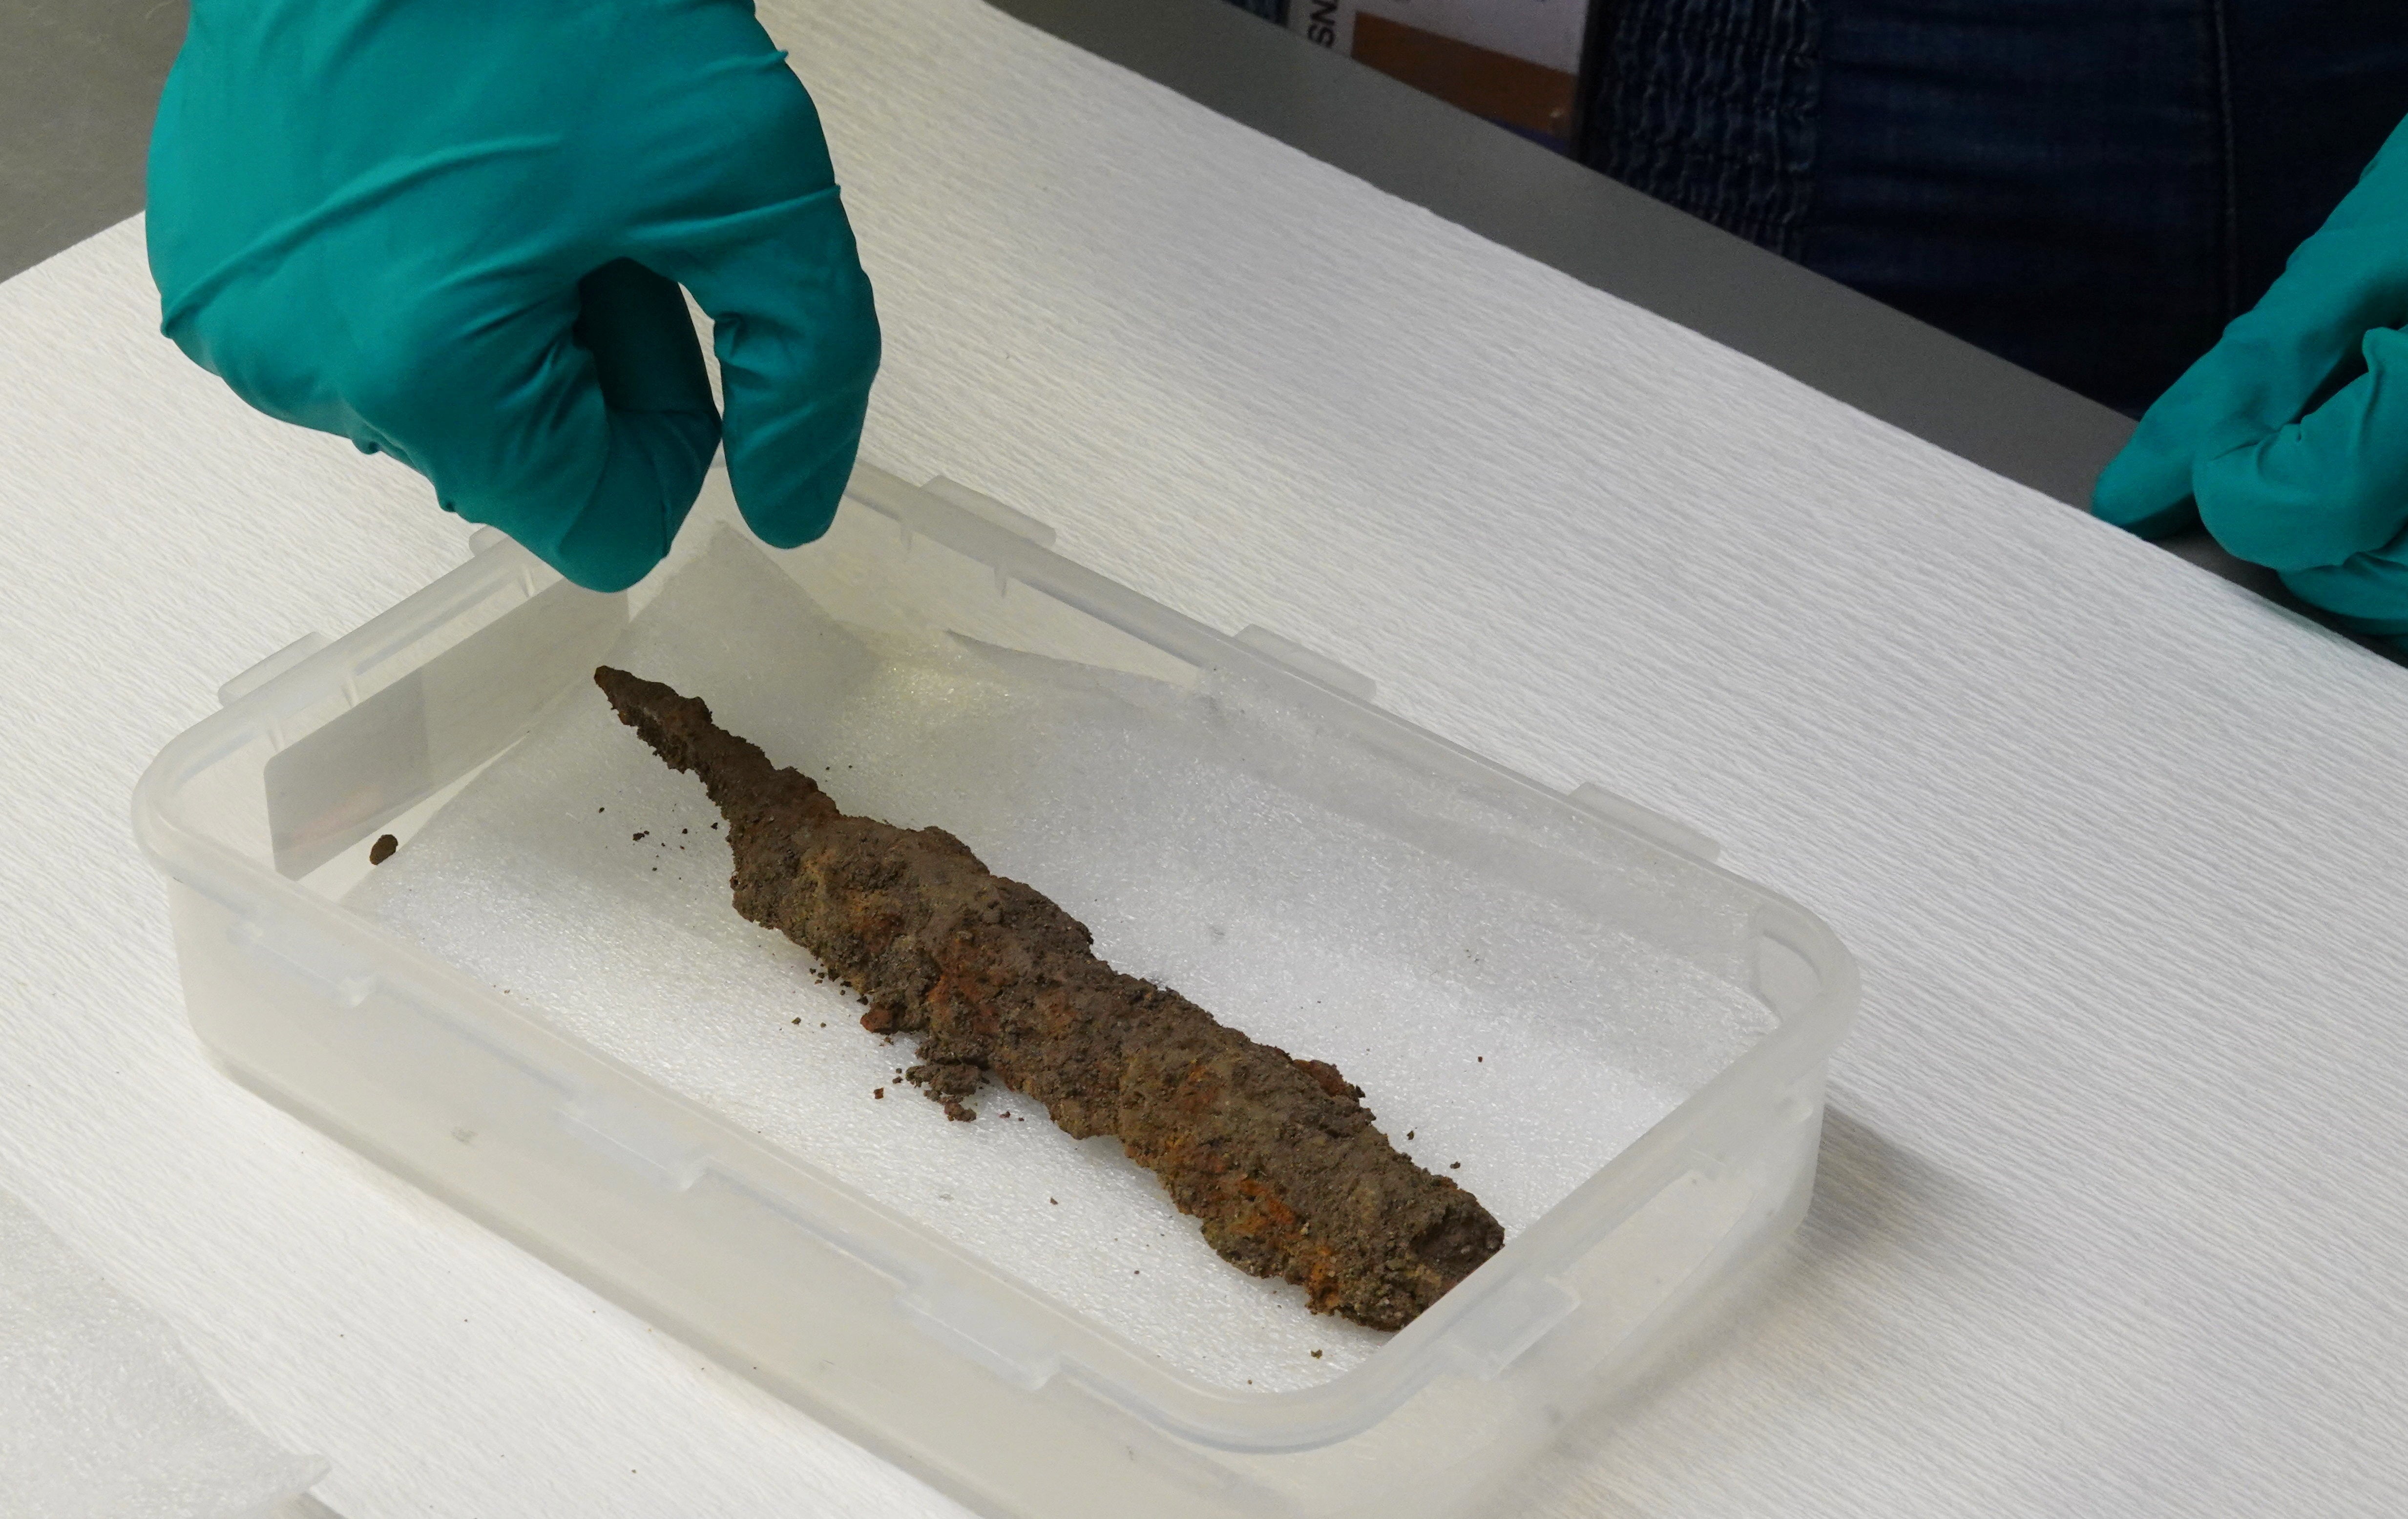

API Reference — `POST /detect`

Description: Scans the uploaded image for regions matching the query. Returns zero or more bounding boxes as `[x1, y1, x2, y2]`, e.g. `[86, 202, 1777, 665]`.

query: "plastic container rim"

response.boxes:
[130, 466, 1860, 1454]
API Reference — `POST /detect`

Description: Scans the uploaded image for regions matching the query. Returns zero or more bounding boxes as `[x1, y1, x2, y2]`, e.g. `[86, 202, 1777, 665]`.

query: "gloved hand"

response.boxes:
[2094, 114, 2408, 634]
[147, 0, 879, 593]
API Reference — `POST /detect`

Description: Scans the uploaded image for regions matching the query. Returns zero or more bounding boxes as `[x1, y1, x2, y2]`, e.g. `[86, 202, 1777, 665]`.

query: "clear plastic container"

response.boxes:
[135, 462, 1856, 1519]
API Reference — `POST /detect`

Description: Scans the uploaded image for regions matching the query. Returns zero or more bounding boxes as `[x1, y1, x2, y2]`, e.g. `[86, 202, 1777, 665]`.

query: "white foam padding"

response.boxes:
[0, 1186, 324, 1519]
[345, 529, 1768, 1391]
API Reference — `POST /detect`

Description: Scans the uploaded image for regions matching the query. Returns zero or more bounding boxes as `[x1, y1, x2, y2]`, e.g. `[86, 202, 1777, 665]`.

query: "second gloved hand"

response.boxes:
[147, 0, 880, 592]
[2094, 114, 2408, 634]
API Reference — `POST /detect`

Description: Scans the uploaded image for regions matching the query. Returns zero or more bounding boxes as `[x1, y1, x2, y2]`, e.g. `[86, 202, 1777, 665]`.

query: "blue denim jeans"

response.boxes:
[1579, 1, 2408, 415]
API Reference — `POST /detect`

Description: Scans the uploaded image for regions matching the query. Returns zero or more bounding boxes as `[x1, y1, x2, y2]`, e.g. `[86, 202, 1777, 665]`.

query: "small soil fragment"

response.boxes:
[368, 834, 398, 866]
[594, 666, 1503, 1332]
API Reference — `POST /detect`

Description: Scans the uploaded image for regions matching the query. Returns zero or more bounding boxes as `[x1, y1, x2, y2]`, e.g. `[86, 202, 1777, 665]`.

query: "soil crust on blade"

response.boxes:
[594, 666, 1502, 1331]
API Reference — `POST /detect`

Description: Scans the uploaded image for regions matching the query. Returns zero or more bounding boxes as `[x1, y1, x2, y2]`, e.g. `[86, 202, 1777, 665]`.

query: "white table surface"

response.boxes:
[5, 2, 2406, 1514]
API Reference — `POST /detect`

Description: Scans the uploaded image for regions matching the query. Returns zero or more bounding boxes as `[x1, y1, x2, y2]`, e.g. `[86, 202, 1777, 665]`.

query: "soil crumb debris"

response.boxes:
[368, 833, 398, 866]
[594, 666, 1503, 1331]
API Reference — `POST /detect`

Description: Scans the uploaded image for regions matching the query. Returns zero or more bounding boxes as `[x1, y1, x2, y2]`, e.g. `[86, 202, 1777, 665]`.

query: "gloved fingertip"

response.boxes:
[2278, 557, 2408, 636]
[2090, 440, 2202, 539]
[540, 407, 720, 592]
[544, 489, 670, 590]
[2198, 344, 2408, 573]
[549, 540, 666, 595]
[734, 435, 858, 550]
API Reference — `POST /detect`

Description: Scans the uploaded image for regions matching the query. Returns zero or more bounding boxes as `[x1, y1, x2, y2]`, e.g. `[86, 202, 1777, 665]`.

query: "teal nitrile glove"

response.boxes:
[2093, 114, 2408, 636]
[147, 0, 880, 593]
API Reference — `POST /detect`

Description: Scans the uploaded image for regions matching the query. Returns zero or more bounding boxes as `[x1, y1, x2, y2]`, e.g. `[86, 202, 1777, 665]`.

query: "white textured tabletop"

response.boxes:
[4, 1, 2406, 1514]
